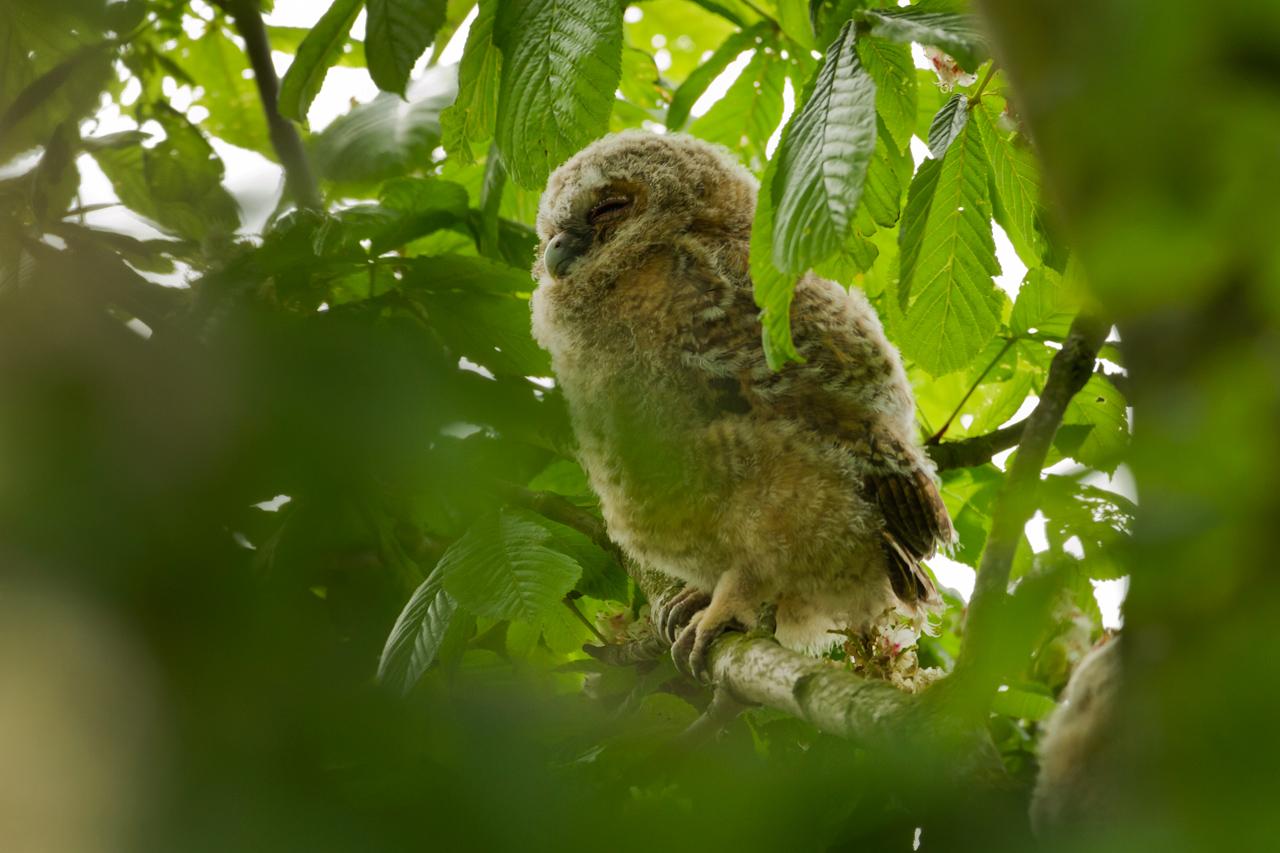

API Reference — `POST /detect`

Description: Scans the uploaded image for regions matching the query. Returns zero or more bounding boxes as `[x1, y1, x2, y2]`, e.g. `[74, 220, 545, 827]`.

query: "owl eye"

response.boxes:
[588, 196, 632, 225]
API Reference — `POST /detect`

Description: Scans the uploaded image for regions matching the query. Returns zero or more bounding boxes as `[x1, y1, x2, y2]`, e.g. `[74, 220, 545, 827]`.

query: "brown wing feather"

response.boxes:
[677, 256, 953, 605]
[869, 466, 951, 605]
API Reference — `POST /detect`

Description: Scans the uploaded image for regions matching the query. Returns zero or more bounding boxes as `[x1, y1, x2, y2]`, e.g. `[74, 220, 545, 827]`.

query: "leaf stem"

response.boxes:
[926, 337, 1016, 445]
[563, 597, 608, 645]
[970, 63, 999, 104]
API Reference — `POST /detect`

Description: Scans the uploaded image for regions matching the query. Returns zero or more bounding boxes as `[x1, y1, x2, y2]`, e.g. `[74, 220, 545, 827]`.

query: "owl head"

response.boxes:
[533, 131, 757, 284]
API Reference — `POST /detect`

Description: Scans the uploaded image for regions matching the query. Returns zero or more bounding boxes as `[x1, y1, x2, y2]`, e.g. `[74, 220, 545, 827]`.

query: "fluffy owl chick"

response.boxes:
[1030, 638, 1122, 837]
[530, 131, 952, 677]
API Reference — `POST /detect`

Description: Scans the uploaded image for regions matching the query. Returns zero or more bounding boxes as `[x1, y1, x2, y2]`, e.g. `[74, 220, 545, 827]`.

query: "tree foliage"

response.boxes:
[11, 0, 1264, 849]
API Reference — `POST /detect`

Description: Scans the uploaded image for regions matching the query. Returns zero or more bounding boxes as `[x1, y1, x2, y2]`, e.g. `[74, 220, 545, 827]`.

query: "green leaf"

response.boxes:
[268, 26, 365, 67]
[973, 101, 1046, 266]
[535, 516, 627, 602]
[377, 564, 459, 694]
[927, 94, 968, 158]
[440, 508, 583, 622]
[1011, 267, 1075, 337]
[92, 104, 240, 242]
[278, 0, 364, 122]
[666, 24, 766, 131]
[178, 25, 274, 158]
[770, 22, 876, 274]
[689, 42, 786, 171]
[311, 65, 456, 190]
[493, 0, 623, 188]
[861, 117, 911, 229]
[861, 8, 988, 72]
[773, 0, 815, 49]
[1060, 375, 1129, 473]
[365, 0, 448, 96]
[991, 686, 1057, 721]
[440, 0, 502, 164]
[896, 156, 942, 311]
[346, 177, 470, 252]
[528, 459, 593, 502]
[855, 35, 917, 152]
[750, 155, 802, 368]
[0, 44, 112, 161]
[400, 254, 551, 375]
[896, 110, 1002, 376]
[32, 121, 79, 225]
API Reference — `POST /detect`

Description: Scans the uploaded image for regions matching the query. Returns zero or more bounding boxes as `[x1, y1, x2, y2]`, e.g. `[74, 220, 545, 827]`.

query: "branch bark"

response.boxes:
[226, 0, 322, 211]
[927, 418, 1027, 471]
[955, 312, 1110, 699]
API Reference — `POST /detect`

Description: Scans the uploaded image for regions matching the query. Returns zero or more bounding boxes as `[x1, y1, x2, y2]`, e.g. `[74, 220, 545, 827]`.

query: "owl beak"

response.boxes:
[544, 229, 592, 279]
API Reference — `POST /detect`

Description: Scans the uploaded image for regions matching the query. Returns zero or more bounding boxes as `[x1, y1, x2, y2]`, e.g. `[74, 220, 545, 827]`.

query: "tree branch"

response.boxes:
[955, 312, 1110, 699]
[927, 418, 1028, 470]
[226, 0, 322, 211]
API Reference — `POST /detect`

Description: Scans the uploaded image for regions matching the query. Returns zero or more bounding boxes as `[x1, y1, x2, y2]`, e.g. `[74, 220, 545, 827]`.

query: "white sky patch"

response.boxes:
[209, 138, 284, 234]
[124, 318, 153, 339]
[911, 42, 931, 70]
[254, 494, 293, 512]
[624, 5, 643, 23]
[1025, 510, 1049, 552]
[909, 135, 929, 169]
[437, 5, 477, 65]
[765, 76, 796, 159]
[1093, 577, 1127, 629]
[929, 554, 975, 601]
[527, 376, 556, 389]
[690, 50, 753, 119]
[459, 357, 496, 380]
[0, 150, 41, 180]
[992, 222, 1026, 299]
[441, 422, 485, 439]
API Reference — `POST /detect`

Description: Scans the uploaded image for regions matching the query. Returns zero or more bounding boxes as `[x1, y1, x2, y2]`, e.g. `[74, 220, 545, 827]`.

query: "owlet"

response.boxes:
[530, 131, 953, 677]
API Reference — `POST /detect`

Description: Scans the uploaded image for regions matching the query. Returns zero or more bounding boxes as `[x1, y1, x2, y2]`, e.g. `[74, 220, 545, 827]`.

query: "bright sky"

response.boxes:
[61, 0, 1128, 627]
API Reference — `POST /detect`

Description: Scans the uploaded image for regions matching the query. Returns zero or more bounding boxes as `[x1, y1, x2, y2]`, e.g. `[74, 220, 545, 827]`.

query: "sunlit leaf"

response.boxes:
[365, 0, 447, 96]
[973, 101, 1046, 267]
[770, 22, 876, 274]
[278, 0, 363, 122]
[440, 508, 583, 622]
[856, 35, 917, 151]
[493, 0, 623, 188]
[441, 0, 502, 164]
[896, 107, 1002, 376]
[377, 564, 459, 694]
[690, 42, 786, 171]
[666, 23, 766, 130]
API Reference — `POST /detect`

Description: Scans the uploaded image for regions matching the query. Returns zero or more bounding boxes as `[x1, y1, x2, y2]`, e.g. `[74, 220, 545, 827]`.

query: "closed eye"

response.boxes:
[588, 196, 632, 225]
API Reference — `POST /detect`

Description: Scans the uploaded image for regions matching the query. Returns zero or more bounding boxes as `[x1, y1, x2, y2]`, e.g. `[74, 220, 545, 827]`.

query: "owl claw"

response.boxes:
[654, 585, 711, 645]
[672, 609, 740, 684]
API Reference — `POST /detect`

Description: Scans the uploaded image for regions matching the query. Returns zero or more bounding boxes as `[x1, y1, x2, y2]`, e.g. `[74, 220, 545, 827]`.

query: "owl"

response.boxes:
[530, 131, 953, 678]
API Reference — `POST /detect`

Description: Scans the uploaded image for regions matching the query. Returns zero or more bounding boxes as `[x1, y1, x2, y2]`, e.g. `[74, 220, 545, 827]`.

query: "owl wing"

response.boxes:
[682, 256, 950, 605]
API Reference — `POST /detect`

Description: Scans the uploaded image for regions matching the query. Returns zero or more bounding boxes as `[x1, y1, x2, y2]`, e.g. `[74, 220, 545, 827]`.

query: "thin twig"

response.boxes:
[563, 597, 608, 645]
[226, 0, 322, 211]
[926, 337, 1017, 445]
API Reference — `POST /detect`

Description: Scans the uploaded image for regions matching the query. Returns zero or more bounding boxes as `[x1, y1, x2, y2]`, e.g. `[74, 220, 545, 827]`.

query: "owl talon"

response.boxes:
[655, 586, 711, 645]
[672, 610, 740, 683]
